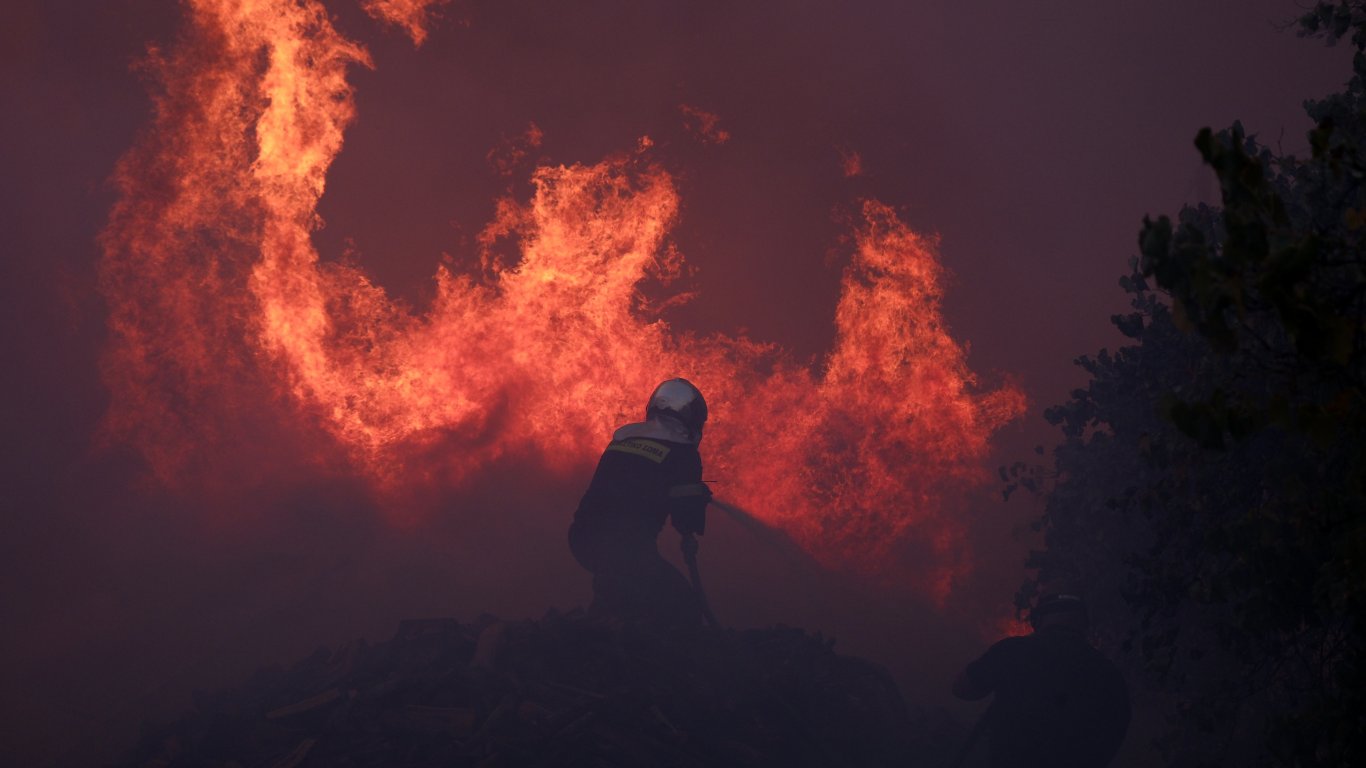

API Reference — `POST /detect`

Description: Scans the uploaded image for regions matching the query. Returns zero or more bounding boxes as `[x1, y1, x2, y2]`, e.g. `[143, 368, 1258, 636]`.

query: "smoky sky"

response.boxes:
[0, 0, 1350, 765]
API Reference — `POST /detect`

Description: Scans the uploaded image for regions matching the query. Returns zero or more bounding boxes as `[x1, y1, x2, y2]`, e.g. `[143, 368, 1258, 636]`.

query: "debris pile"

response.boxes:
[123, 610, 958, 767]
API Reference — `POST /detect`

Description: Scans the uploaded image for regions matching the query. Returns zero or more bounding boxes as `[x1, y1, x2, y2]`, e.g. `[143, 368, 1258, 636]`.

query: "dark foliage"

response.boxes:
[1009, 3, 1366, 765]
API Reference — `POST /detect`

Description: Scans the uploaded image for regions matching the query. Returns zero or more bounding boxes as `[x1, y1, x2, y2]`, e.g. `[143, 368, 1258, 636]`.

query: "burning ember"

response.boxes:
[98, 0, 1024, 600]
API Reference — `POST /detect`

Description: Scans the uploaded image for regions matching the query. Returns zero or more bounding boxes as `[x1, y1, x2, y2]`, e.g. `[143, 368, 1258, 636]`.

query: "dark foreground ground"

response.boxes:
[118, 610, 968, 767]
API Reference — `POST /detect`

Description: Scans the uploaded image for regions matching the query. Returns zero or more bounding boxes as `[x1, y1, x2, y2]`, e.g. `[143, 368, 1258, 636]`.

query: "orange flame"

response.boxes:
[99, 0, 1025, 599]
[840, 147, 864, 178]
[679, 104, 732, 145]
[362, 0, 451, 46]
[990, 613, 1034, 640]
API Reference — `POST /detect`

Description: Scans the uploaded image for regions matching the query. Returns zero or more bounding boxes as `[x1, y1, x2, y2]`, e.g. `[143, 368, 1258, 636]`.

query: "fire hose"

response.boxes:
[680, 532, 719, 628]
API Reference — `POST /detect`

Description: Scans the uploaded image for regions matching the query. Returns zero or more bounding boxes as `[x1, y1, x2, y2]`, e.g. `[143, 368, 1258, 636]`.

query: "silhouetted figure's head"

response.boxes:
[646, 378, 708, 443]
[1029, 588, 1089, 634]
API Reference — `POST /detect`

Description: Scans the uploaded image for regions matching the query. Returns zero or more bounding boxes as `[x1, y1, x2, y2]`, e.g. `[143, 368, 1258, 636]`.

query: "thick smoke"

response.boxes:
[1, 0, 1346, 765]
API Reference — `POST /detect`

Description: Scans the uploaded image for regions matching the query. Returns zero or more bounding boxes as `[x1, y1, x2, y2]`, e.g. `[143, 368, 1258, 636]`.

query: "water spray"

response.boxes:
[709, 497, 822, 575]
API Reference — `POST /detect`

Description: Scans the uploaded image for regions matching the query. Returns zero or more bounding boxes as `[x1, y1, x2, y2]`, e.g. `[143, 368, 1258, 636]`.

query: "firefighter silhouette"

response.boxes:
[953, 589, 1131, 768]
[569, 378, 712, 626]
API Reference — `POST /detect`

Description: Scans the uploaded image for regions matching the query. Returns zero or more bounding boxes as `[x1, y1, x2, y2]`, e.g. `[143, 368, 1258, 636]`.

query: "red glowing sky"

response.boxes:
[0, 1, 1350, 765]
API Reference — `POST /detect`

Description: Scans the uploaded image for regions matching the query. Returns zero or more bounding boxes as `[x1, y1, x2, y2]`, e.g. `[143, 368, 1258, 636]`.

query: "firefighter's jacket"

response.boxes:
[570, 416, 710, 570]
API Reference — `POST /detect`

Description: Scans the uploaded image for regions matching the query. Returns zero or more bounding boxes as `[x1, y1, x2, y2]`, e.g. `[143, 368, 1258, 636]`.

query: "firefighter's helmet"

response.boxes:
[1030, 587, 1089, 629]
[647, 378, 708, 440]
